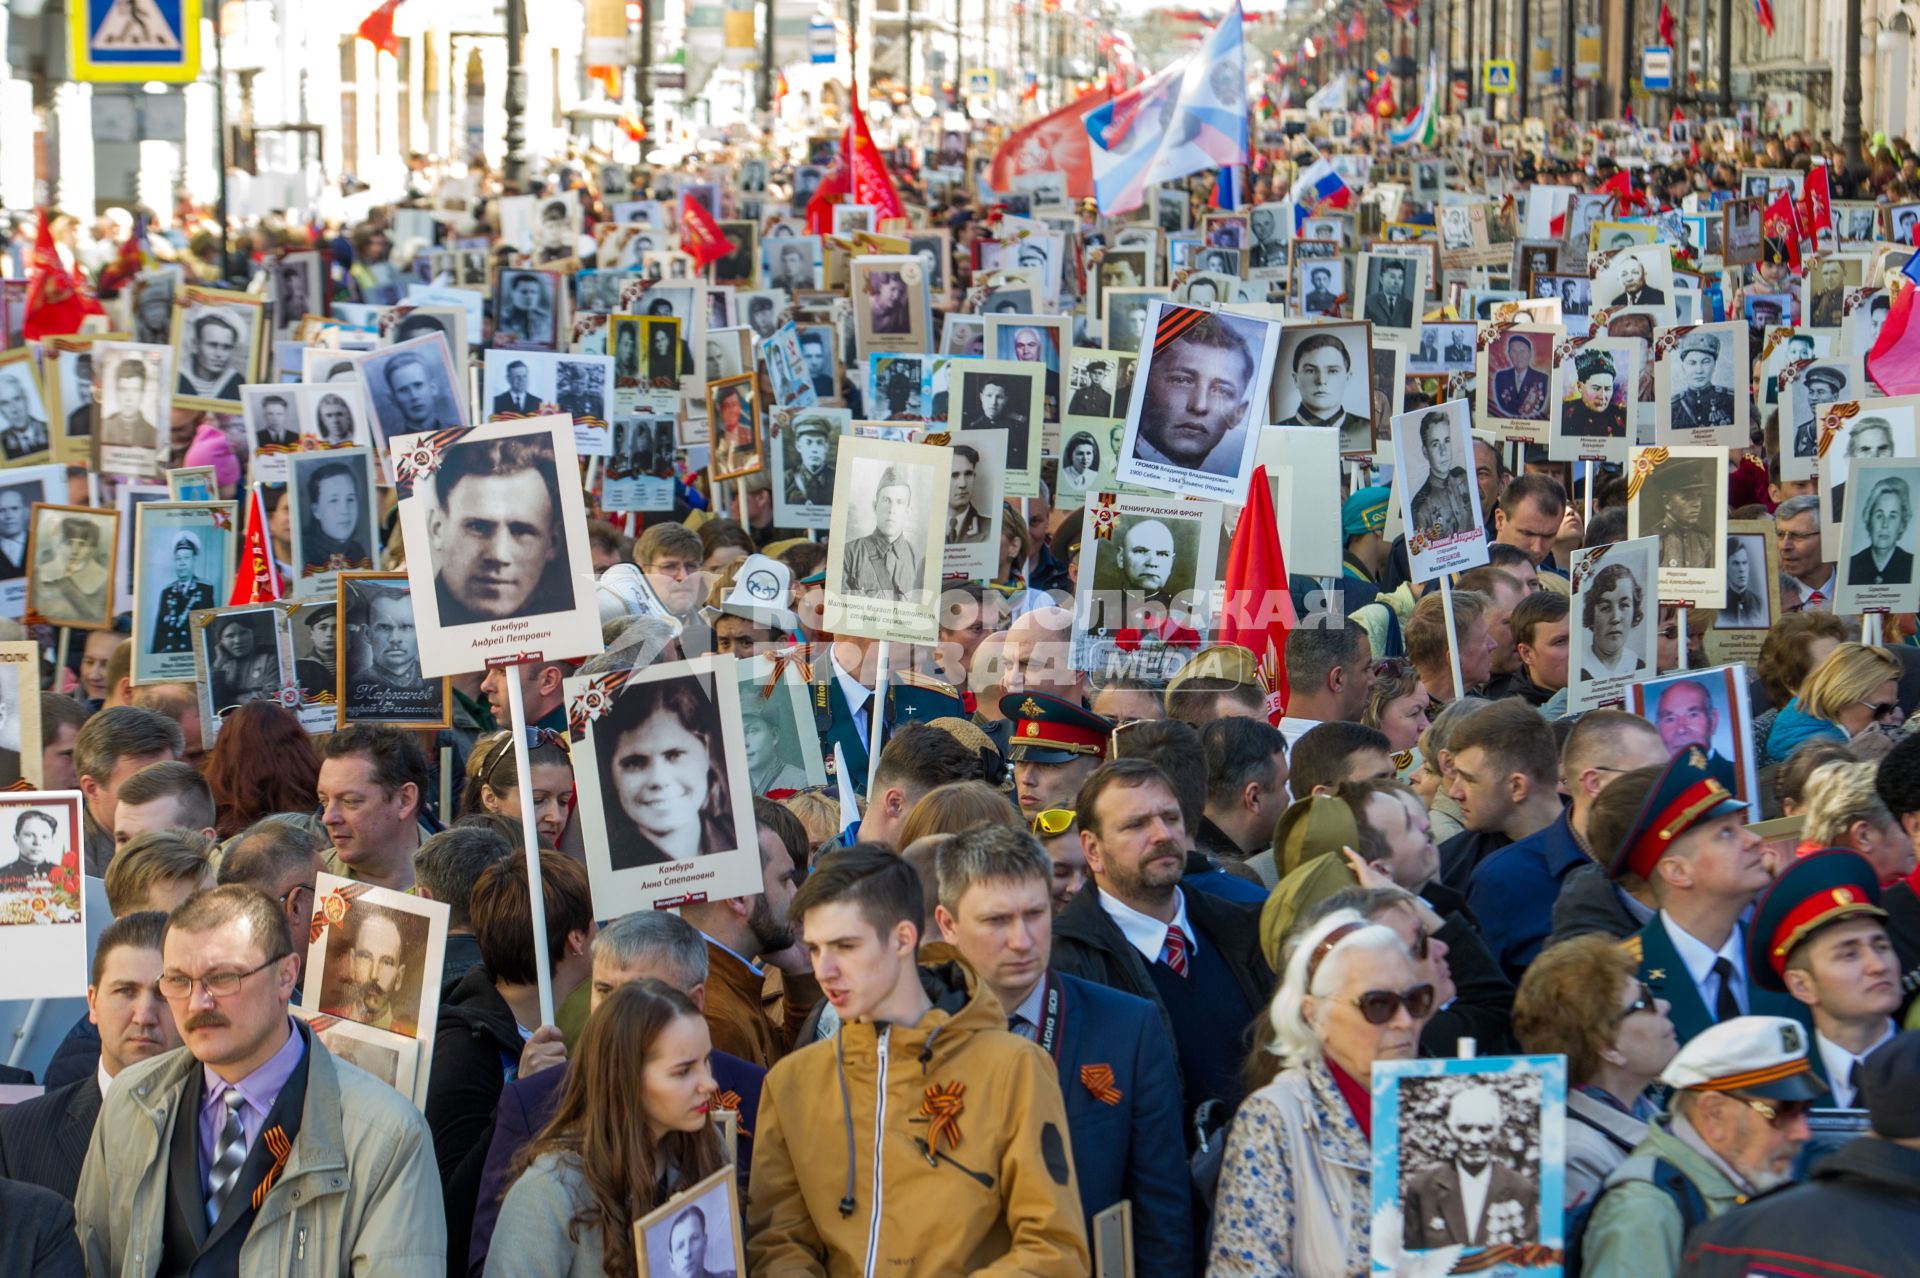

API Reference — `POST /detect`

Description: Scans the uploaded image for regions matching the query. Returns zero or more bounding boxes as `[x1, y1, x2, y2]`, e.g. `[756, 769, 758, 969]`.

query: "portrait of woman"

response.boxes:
[313, 392, 357, 445]
[597, 674, 739, 868]
[1059, 431, 1101, 496]
[207, 613, 280, 714]
[1581, 563, 1646, 679]
[31, 513, 113, 628]
[613, 322, 641, 381]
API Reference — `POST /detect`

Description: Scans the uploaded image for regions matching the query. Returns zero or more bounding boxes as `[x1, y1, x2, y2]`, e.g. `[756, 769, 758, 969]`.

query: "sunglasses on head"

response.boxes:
[1031, 808, 1076, 837]
[1351, 984, 1437, 1025]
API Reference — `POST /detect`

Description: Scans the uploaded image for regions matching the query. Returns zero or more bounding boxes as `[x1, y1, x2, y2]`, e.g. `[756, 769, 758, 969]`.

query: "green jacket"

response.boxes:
[1579, 1115, 1749, 1278]
[75, 1025, 446, 1277]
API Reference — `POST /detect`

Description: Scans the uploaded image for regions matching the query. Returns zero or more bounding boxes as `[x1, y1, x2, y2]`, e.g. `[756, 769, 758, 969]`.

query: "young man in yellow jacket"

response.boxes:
[747, 846, 1091, 1277]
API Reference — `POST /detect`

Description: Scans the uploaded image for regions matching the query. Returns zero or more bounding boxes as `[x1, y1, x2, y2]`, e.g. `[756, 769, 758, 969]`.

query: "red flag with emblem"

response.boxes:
[679, 194, 736, 270]
[1763, 188, 1803, 270]
[22, 210, 103, 341]
[1804, 164, 1833, 241]
[228, 484, 282, 606]
[1597, 169, 1645, 218]
[1218, 465, 1296, 723]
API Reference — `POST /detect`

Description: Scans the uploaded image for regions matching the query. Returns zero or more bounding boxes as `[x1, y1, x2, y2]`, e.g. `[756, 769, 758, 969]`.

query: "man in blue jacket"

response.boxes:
[466, 911, 763, 1276]
[931, 823, 1193, 1275]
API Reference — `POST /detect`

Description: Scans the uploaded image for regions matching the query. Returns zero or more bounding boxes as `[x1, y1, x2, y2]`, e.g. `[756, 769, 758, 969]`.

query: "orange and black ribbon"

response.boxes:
[1079, 1064, 1122, 1106]
[920, 1081, 966, 1153]
[251, 1126, 293, 1210]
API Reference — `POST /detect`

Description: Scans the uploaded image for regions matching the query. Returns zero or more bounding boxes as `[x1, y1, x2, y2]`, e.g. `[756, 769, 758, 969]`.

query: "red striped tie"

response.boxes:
[1162, 925, 1190, 978]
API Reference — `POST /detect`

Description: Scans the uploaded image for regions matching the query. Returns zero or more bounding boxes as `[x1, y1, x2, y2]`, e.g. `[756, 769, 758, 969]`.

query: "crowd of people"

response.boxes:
[3, 57, 1920, 1278]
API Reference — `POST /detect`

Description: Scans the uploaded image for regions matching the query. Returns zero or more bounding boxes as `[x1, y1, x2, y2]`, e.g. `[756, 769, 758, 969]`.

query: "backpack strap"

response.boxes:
[1646, 1157, 1710, 1236]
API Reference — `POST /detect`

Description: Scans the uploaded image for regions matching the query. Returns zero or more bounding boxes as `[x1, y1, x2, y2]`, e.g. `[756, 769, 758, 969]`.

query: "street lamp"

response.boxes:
[504, 0, 528, 191]
[1842, 0, 1864, 176]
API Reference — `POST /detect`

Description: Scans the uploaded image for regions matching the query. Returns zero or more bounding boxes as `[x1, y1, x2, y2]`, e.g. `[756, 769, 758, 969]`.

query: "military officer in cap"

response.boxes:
[1670, 330, 1737, 431]
[783, 414, 835, 508]
[1580, 1016, 1827, 1278]
[1408, 408, 1476, 539]
[151, 532, 217, 655]
[1648, 459, 1715, 570]
[1562, 348, 1628, 438]
[1748, 850, 1899, 1107]
[1608, 750, 1814, 1046]
[1793, 364, 1850, 459]
[1000, 691, 1111, 822]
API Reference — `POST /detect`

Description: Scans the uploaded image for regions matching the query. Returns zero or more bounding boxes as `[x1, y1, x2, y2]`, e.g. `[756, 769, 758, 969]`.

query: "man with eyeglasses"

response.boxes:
[1604, 752, 1814, 1047]
[1774, 494, 1836, 611]
[1580, 1015, 1824, 1278]
[76, 885, 445, 1274]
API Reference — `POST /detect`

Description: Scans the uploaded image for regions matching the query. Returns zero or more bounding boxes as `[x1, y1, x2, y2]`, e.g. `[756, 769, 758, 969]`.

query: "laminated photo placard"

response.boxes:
[822, 436, 952, 644]
[734, 653, 828, 794]
[1113, 301, 1281, 503]
[1627, 446, 1728, 607]
[1653, 321, 1750, 449]
[1627, 664, 1762, 821]
[1392, 399, 1490, 585]
[1071, 490, 1222, 686]
[1567, 536, 1661, 713]
[130, 501, 237, 685]
[0, 792, 87, 1001]
[1835, 456, 1920, 616]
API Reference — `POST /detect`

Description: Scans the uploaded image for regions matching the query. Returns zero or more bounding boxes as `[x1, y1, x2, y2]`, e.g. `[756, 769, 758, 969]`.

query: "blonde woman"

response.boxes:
[1769, 642, 1903, 759]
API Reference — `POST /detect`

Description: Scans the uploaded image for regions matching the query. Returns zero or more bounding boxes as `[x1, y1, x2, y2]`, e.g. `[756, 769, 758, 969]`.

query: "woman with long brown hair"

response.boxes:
[485, 980, 726, 1277]
[202, 701, 322, 837]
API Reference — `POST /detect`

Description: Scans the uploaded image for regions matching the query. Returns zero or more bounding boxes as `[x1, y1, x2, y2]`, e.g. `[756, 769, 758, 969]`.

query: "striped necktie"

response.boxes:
[205, 1089, 249, 1224]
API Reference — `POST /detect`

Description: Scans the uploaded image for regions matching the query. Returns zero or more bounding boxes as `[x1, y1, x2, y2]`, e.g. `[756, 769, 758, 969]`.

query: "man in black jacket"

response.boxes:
[1050, 759, 1272, 1135]
[0, 1177, 84, 1277]
[1680, 1030, 1920, 1277]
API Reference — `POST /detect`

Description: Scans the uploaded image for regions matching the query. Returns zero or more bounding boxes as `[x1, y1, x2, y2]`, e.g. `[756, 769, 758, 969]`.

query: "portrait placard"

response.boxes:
[0, 792, 87, 1001]
[602, 416, 678, 513]
[763, 234, 825, 292]
[1627, 664, 1761, 820]
[492, 268, 564, 351]
[284, 447, 379, 599]
[823, 437, 951, 644]
[1070, 490, 1223, 682]
[0, 465, 61, 618]
[0, 348, 52, 468]
[1653, 321, 1750, 448]
[167, 467, 218, 502]
[354, 333, 469, 443]
[1567, 536, 1661, 712]
[1703, 519, 1782, 668]
[1475, 325, 1561, 443]
[707, 372, 763, 481]
[1550, 336, 1636, 464]
[390, 416, 603, 678]
[851, 255, 932, 363]
[294, 1010, 421, 1103]
[1392, 400, 1490, 584]
[1835, 457, 1920, 615]
[633, 1164, 746, 1278]
[1370, 1055, 1566, 1277]
[93, 340, 173, 478]
[281, 597, 342, 734]
[130, 501, 237, 685]
[734, 653, 828, 794]
[568, 654, 763, 915]
[985, 313, 1070, 435]
[1781, 357, 1862, 481]
[0, 642, 38, 786]
[41, 333, 117, 466]
[1271, 319, 1375, 458]
[1817, 398, 1919, 554]
[300, 871, 450, 1108]
[1628, 445, 1728, 605]
[192, 604, 294, 736]
[950, 359, 1045, 499]
[169, 286, 263, 412]
[1355, 251, 1425, 343]
[1114, 301, 1280, 503]
[335, 572, 453, 728]
[942, 428, 1006, 582]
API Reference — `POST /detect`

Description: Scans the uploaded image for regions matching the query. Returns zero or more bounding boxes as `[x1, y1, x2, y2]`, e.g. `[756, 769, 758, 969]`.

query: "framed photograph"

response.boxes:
[1818, 398, 1919, 550]
[169, 286, 262, 411]
[269, 250, 326, 342]
[1836, 457, 1920, 615]
[390, 417, 601, 678]
[951, 359, 1045, 499]
[130, 270, 179, 346]
[130, 501, 236, 685]
[1271, 320, 1375, 457]
[0, 792, 87, 1000]
[1355, 252, 1424, 342]
[94, 341, 173, 478]
[1093, 1200, 1134, 1278]
[1293, 256, 1348, 319]
[295, 1010, 420, 1101]
[1653, 322, 1750, 448]
[768, 407, 847, 530]
[0, 349, 51, 466]
[1704, 520, 1781, 669]
[287, 448, 378, 597]
[1721, 197, 1765, 267]
[1628, 444, 1728, 606]
[866, 354, 928, 422]
[25, 503, 116, 631]
[1843, 289, 1892, 360]
[1476, 326, 1560, 443]
[300, 871, 450, 1107]
[1568, 536, 1662, 711]
[1370, 1055, 1566, 1276]
[941, 428, 1004, 583]
[1593, 244, 1674, 315]
[236, 386, 301, 485]
[281, 598, 341, 733]
[0, 642, 38, 786]
[166, 467, 218, 501]
[734, 653, 828, 794]
[493, 269, 563, 350]
[712, 219, 759, 287]
[568, 654, 763, 913]
[1628, 664, 1761, 819]
[1114, 301, 1280, 503]
[707, 373, 763, 481]
[1392, 399, 1490, 583]
[192, 604, 292, 729]
[851, 255, 932, 361]
[1071, 489, 1223, 680]
[1551, 336, 1636, 463]
[336, 572, 452, 728]
[1782, 357, 1861, 480]
[601, 416, 678, 513]
[632, 1165, 746, 1278]
[821, 436, 949, 642]
[1834, 201, 1883, 247]
[355, 333, 469, 440]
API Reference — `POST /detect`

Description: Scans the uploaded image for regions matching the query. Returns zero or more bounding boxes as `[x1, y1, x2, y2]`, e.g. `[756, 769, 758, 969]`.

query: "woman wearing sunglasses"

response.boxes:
[1512, 934, 1679, 1209]
[1209, 910, 1429, 1278]
[1768, 642, 1906, 762]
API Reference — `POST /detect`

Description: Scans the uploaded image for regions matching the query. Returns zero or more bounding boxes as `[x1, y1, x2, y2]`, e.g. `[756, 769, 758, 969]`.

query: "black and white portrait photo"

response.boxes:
[26, 506, 117, 631]
[764, 236, 823, 292]
[1104, 291, 1154, 354]
[1116, 303, 1278, 503]
[822, 438, 947, 643]
[315, 899, 433, 1035]
[245, 387, 302, 454]
[769, 407, 845, 528]
[1719, 532, 1772, 626]
[1837, 460, 1920, 614]
[132, 502, 234, 683]
[1568, 539, 1658, 706]
[0, 794, 87, 994]
[942, 431, 1004, 581]
[337, 573, 449, 727]
[1295, 259, 1346, 319]
[1821, 406, 1913, 531]
[1395, 1074, 1543, 1253]
[1594, 248, 1671, 310]
[870, 354, 928, 420]
[1658, 323, 1749, 445]
[49, 342, 96, 452]
[169, 288, 261, 409]
[952, 362, 1041, 489]
[271, 251, 324, 340]
[908, 233, 949, 294]
[356, 335, 469, 439]
[196, 607, 286, 716]
[852, 256, 930, 358]
[0, 353, 50, 463]
[1629, 444, 1729, 604]
[304, 383, 370, 451]
[0, 478, 39, 584]
[1393, 399, 1490, 582]
[1358, 253, 1419, 332]
[288, 449, 377, 594]
[1272, 321, 1373, 455]
[383, 305, 470, 376]
[1246, 203, 1289, 273]
[1070, 494, 1222, 667]
[636, 1174, 746, 1278]
[533, 194, 582, 266]
[493, 269, 561, 350]
[1409, 322, 1477, 376]
[131, 272, 176, 347]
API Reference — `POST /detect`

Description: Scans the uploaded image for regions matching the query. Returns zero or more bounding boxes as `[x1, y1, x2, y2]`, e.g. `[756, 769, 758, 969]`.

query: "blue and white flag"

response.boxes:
[1083, 2, 1249, 214]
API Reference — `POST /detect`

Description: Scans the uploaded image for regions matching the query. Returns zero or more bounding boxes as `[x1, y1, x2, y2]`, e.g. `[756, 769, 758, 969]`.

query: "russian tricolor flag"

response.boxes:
[1289, 158, 1351, 230]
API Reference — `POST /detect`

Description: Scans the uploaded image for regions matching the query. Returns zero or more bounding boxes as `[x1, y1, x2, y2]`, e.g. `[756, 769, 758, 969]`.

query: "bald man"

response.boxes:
[1403, 1085, 1539, 1249]
[1652, 679, 1736, 789]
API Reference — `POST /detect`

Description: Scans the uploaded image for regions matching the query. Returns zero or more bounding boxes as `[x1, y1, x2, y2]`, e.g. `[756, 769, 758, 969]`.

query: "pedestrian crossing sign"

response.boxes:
[1483, 59, 1516, 94]
[69, 0, 201, 83]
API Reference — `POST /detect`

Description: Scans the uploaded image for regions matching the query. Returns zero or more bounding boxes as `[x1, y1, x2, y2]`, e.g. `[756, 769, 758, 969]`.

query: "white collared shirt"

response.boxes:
[1662, 913, 1747, 1016]
[1095, 885, 1198, 966]
[1791, 567, 1839, 608]
[1815, 1023, 1896, 1108]
[1278, 716, 1321, 751]
[1459, 1162, 1493, 1242]
[96, 1058, 114, 1100]
[832, 653, 874, 751]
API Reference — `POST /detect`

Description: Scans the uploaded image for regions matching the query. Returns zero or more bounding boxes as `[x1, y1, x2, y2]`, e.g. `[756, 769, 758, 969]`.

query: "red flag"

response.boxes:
[22, 210, 103, 341]
[1366, 76, 1397, 117]
[1804, 164, 1833, 240]
[1763, 188, 1803, 270]
[988, 84, 1115, 202]
[804, 149, 851, 235]
[1596, 170, 1644, 217]
[1348, 14, 1365, 40]
[228, 484, 282, 606]
[678, 194, 736, 269]
[847, 87, 906, 223]
[1657, 1, 1675, 45]
[356, 0, 402, 55]
[1218, 465, 1297, 723]
[1868, 283, 1920, 395]
[1753, 0, 1775, 36]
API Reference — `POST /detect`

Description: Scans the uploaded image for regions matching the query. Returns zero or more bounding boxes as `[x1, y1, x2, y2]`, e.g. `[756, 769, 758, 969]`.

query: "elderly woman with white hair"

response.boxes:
[1208, 910, 1429, 1278]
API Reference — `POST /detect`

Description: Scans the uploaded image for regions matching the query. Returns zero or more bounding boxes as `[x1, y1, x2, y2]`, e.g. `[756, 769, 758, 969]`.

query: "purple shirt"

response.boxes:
[198, 1018, 306, 1190]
